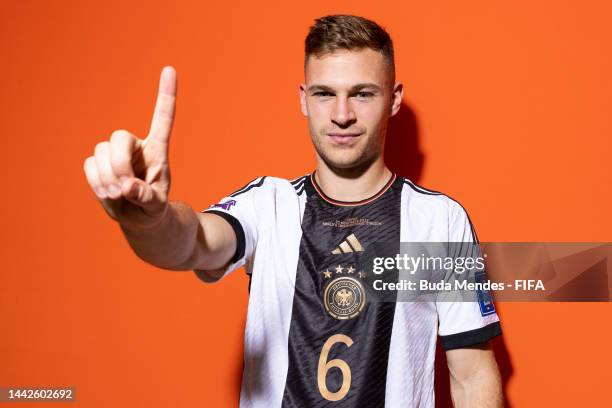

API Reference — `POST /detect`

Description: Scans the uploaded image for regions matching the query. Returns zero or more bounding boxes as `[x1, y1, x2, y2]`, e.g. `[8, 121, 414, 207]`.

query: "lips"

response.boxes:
[327, 133, 361, 145]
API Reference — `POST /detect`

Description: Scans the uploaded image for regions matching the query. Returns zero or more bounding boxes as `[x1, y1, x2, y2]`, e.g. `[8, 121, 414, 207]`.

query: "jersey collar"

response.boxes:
[306, 170, 397, 207]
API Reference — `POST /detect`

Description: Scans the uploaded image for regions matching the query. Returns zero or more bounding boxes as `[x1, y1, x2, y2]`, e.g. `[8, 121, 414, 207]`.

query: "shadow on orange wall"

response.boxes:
[386, 103, 514, 406]
[385, 102, 424, 184]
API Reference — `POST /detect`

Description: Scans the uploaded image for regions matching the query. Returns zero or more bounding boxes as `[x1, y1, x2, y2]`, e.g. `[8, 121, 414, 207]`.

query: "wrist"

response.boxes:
[120, 201, 171, 233]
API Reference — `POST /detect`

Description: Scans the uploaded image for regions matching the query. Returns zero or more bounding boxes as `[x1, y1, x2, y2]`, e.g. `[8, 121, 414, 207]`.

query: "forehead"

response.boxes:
[305, 48, 390, 88]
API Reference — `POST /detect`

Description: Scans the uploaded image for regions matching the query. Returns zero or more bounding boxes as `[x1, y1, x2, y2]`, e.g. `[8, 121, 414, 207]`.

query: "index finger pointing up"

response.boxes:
[147, 66, 177, 144]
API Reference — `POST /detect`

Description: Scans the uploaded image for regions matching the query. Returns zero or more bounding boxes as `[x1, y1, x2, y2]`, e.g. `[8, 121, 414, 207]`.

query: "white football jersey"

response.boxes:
[196, 172, 501, 408]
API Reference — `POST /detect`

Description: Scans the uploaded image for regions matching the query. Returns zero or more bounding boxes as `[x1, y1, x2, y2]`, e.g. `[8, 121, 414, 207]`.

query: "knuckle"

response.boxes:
[110, 129, 132, 143]
[84, 158, 99, 182]
[109, 147, 131, 173]
[94, 141, 109, 155]
[83, 156, 94, 171]
[110, 154, 129, 173]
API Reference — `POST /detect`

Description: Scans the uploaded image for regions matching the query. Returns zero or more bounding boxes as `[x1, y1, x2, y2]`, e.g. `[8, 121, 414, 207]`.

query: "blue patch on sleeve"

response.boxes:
[475, 271, 496, 316]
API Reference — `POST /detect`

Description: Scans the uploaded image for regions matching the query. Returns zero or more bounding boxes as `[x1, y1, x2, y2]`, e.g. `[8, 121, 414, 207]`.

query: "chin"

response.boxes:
[320, 151, 375, 172]
[321, 151, 356, 166]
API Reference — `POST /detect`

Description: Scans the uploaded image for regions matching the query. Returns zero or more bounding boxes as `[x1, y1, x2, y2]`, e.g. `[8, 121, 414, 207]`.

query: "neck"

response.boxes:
[314, 157, 392, 202]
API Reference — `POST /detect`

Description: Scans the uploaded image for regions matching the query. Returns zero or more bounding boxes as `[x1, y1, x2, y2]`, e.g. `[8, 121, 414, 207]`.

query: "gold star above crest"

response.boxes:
[358, 271, 367, 278]
[347, 265, 355, 274]
[323, 269, 332, 279]
[335, 265, 344, 274]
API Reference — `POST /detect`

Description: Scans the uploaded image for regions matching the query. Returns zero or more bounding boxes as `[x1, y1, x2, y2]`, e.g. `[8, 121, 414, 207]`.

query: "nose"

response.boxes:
[331, 96, 356, 128]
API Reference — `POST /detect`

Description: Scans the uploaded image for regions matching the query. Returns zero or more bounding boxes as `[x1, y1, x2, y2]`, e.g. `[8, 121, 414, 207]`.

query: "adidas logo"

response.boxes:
[331, 233, 364, 254]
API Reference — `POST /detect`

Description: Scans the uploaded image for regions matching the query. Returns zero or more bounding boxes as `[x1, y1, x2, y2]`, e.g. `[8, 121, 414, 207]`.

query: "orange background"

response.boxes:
[1, 0, 610, 406]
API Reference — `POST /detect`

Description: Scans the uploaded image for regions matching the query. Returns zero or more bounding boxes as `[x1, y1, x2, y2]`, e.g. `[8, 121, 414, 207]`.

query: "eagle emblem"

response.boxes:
[323, 277, 366, 320]
[335, 289, 354, 307]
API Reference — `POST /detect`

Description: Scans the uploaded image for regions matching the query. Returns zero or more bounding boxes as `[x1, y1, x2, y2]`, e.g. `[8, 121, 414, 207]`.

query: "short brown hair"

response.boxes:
[305, 15, 395, 74]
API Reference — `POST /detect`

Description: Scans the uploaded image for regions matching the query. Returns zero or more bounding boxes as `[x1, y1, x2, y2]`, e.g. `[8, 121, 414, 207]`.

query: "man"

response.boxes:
[84, 14, 502, 408]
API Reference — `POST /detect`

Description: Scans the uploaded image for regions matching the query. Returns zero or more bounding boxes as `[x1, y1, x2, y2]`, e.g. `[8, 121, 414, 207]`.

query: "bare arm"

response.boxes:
[119, 202, 236, 272]
[446, 342, 503, 408]
[83, 67, 236, 275]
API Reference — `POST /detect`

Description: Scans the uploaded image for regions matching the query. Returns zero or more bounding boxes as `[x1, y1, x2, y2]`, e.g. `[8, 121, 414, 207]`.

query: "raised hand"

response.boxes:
[84, 66, 177, 228]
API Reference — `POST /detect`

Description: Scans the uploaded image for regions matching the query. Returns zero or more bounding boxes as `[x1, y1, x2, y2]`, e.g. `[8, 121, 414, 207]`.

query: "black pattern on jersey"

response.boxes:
[230, 176, 267, 197]
[291, 175, 309, 196]
[281, 176, 404, 407]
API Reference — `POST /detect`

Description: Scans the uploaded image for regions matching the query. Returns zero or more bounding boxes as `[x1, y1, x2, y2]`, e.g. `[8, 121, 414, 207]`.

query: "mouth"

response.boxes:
[327, 133, 362, 145]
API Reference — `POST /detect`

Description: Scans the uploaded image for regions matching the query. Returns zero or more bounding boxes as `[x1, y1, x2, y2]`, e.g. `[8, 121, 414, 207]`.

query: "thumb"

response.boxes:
[120, 177, 166, 215]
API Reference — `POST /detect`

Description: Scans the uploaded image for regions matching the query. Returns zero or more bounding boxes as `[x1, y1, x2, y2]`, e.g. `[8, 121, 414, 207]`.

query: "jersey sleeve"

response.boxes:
[193, 177, 262, 283]
[436, 200, 502, 350]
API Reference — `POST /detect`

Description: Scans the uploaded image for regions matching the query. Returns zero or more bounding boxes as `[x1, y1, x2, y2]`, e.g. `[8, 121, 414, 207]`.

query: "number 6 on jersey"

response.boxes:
[317, 334, 354, 401]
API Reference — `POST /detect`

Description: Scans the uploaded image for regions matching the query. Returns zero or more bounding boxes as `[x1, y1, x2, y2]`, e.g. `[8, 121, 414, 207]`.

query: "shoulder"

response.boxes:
[398, 176, 478, 241]
[398, 176, 469, 217]
[229, 174, 309, 199]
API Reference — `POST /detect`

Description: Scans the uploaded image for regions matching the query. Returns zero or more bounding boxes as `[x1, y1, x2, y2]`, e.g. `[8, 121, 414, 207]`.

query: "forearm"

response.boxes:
[119, 201, 200, 270]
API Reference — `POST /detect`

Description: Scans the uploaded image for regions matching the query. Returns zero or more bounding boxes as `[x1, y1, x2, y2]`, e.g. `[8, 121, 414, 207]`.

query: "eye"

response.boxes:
[313, 91, 334, 97]
[355, 91, 375, 98]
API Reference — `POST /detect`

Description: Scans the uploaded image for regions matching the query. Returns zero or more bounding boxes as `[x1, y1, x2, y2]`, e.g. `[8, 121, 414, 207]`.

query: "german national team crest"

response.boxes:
[323, 276, 366, 320]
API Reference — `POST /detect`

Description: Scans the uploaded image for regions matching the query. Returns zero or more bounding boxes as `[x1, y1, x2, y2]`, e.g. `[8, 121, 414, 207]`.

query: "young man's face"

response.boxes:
[300, 48, 402, 171]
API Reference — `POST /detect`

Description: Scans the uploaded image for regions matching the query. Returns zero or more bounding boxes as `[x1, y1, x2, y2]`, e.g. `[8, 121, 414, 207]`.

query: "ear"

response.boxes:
[390, 82, 404, 117]
[299, 83, 308, 117]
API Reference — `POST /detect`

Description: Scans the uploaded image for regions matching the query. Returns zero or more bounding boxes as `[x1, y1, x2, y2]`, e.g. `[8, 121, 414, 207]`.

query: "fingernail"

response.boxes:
[107, 184, 121, 197]
[95, 187, 107, 199]
[129, 185, 140, 199]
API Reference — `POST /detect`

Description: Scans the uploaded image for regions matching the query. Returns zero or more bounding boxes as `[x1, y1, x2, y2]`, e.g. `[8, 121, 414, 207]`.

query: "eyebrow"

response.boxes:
[307, 83, 383, 93]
